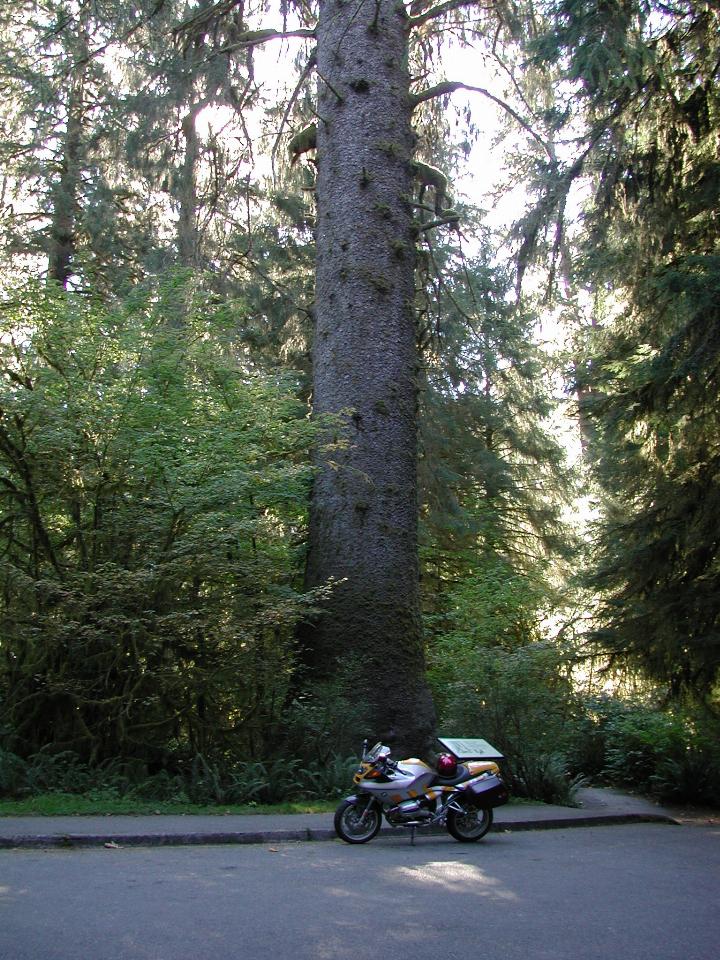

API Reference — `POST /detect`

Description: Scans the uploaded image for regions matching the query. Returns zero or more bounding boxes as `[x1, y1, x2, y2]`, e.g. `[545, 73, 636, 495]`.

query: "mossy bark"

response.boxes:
[305, 0, 436, 757]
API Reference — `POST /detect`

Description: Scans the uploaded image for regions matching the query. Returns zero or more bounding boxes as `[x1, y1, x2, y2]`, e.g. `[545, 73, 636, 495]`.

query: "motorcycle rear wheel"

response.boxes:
[446, 805, 493, 842]
[334, 798, 382, 844]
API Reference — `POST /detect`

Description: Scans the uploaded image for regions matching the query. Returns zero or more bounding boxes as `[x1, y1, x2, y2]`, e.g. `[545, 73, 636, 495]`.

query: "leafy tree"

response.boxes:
[0, 279, 325, 763]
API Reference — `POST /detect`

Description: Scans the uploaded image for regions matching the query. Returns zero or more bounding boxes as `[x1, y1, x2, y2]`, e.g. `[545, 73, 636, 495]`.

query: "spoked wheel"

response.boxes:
[334, 798, 382, 844]
[446, 804, 493, 842]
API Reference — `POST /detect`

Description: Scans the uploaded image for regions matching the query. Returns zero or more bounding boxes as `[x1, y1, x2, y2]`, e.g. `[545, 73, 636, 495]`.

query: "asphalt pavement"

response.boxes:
[0, 787, 683, 849]
[2, 822, 719, 960]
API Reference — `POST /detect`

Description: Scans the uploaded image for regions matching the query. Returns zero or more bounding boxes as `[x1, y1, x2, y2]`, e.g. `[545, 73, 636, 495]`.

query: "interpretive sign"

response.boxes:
[437, 737, 505, 761]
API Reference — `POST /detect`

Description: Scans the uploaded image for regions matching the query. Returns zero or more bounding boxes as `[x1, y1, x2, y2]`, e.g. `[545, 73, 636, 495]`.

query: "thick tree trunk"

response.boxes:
[305, 0, 436, 756]
[177, 106, 201, 269]
[48, 46, 87, 287]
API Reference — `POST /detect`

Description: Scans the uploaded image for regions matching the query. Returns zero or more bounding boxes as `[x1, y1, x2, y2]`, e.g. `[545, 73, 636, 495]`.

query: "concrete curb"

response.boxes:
[0, 828, 331, 850]
[0, 812, 679, 850]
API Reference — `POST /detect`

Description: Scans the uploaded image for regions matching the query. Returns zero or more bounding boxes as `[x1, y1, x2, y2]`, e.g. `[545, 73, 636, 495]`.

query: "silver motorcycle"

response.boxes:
[334, 741, 509, 844]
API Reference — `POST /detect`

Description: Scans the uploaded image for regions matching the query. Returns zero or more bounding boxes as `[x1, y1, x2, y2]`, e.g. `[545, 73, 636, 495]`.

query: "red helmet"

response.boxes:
[436, 753, 457, 777]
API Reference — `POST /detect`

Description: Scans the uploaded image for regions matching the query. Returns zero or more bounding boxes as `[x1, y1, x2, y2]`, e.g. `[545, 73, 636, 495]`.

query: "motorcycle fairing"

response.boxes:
[342, 793, 379, 807]
[353, 761, 395, 785]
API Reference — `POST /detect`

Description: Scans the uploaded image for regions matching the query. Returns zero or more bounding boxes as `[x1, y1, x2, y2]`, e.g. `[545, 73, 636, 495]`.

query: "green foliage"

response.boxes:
[602, 705, 687, 787]
[430, 635, 585, 804]
[514, 0, 720, 703]
[512, 753, 586, 807]
[0, 0, 265, 291]
[185, 755, 356, 805]
[418, 238, 577, 677]
[0, 278, 324, 765]
[282, 660, 372, 765]
[529, 0, 653, 98]
[427, 562, 584, 804]
[582, 255, 720, 699]
[0, 745, 355, 806]
[576, 698, 720, 806]
[0, 745, 26, 795]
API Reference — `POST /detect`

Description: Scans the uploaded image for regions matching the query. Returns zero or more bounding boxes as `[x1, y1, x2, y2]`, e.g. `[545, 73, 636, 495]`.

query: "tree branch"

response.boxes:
[173, 0, 316, 51]
[410, 81, 553, 158]
[271, 49, 317, 177]
[173, 0, 245, 42]
[417, 210, 461, 231]
[216, 28, 316, 56]
[407, 0, 489, 29]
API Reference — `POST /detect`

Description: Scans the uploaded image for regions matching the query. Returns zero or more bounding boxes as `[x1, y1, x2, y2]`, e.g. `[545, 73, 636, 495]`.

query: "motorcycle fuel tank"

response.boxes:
[357, 758, 436, 802]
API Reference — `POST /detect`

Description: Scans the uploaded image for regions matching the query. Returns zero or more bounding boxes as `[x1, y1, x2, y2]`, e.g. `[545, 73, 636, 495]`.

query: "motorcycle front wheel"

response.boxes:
[446, 805, 493, 842]
[334, 798, 382, 844]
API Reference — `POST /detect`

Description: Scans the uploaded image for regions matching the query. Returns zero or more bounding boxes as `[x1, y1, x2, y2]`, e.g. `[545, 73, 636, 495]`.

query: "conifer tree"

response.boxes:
[171, 0, 542, 753]
[418, 236, 574, 611]
[522, 0, 720, 701]
[0, 0, 153, 287]
[0, 1, 257, 290]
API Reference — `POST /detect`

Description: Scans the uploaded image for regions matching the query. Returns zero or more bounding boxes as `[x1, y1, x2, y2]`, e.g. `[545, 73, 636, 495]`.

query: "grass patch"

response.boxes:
[0, 792, 338, 817]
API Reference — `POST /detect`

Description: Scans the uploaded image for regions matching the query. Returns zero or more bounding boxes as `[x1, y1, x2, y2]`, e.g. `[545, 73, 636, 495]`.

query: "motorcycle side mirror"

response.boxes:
[362, 739, 368, 760]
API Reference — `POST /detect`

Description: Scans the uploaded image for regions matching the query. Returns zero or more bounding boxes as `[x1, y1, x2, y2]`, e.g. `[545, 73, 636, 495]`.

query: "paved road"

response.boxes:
[1, 823, 717, 960]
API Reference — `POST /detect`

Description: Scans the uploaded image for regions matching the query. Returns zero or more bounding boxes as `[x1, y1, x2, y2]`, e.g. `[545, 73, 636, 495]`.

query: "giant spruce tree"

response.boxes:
[304, 2, 437, 754]
[175, 0, 507, 754]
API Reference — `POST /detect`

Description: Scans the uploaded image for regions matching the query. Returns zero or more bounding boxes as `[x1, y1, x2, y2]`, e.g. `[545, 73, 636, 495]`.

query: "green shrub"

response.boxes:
[281, 658, 372, 763]
[429, 638, 584, 804]
[575, 698, 720, 806]
[129, 770, 188, 803]
[23, 751, 96, 795]
[651, 749, 720, 805]
[0, 745, 356, 806]
[512, 753, 586, 807]
[602, 707, 686, 787]
[0, 748, 27, 795]
[0, 280, 325, 768]
[297, 753, 356, 799]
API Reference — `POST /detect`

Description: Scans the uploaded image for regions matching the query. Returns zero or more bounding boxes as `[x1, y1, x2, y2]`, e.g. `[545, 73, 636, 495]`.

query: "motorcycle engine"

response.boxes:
[387, 798, 432, 823]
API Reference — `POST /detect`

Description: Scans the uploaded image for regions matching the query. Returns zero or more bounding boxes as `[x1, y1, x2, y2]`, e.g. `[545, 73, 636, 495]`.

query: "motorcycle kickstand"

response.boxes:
[409, 825, 416, 846]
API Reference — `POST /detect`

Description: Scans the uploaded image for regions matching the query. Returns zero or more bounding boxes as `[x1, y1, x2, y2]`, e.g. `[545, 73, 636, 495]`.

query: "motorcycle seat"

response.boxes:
[430, 763, 471, 786]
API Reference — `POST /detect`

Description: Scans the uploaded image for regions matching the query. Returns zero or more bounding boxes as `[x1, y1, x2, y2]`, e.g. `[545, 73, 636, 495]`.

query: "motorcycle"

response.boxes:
[334, 740, 509, 844]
